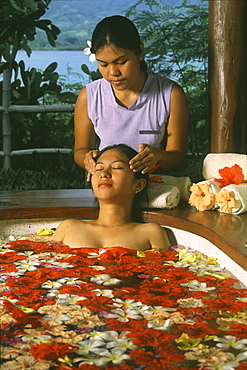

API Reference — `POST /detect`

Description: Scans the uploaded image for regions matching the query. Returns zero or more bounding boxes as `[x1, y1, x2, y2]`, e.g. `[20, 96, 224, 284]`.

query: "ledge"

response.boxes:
[0, 189, 246, 272]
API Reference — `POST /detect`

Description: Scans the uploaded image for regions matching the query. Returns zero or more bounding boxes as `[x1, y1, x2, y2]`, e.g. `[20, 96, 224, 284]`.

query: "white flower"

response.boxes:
[93, 288, 114, 298]
[148, 318, 171, 331]
[106, 338, 138, 351]
[83, 40, 96, 62]
[106, 307, 142, 322]
[21, 333, 51, 343]
[76, 339, 105, 355]
[58, 294, 84, 306]
[15, 260, 40, 272]
[57, 277, 83, 285]
[90, 274, 122, 286]
[41, 280, 63, 289]
[181, 280, 215, 292]
[99, 348, 131, 365]
[214, 336, 247, 350]
[42, 313, 71, 325]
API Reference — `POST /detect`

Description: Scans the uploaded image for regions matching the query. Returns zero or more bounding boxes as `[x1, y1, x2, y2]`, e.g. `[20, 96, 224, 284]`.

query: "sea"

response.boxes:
[16, 49, 98, 84]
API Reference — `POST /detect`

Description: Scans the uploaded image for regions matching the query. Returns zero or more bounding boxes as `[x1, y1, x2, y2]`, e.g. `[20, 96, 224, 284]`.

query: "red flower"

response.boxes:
[105, 318, 148, 332]
[203, 297, 247, 313]
[3, 300, 49, 328]
[77, 295, 113, 311]
[78, 365, 100, 370]
[29, 342, 78, 360]
[214, 164, 244, 188]
[105, 364, 134, 370]
[99, 247, 137, 263]
[0, 251, 26, 262]
[176, 322, 220, 338]
[228, 324, 247, 338]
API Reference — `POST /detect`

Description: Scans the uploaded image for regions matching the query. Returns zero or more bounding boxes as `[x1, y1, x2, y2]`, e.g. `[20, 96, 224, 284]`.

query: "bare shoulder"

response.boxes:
[138, 222, 165, 232]
[52, 219, 88, 243]
[137, 222, 171, 250]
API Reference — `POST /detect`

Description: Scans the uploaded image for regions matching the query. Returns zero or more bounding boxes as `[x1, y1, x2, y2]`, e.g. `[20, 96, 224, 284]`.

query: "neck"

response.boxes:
[96, 203, 133, 227]
[113, 71, 147, 108]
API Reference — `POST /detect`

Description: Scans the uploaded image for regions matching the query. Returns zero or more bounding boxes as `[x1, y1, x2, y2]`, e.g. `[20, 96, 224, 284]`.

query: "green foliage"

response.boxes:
[0, 164, 86, 191]
[0, 0, 60, 73]
[81, 64, 102, 82]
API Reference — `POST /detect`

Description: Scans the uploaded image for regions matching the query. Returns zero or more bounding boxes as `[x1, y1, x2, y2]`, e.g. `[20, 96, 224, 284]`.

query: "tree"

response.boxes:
[0, 0, 60, 74]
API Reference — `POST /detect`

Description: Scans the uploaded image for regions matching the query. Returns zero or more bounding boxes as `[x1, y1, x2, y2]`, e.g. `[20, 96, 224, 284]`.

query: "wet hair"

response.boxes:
[93, 144, 149, 222]
[91, 15, 147, 72]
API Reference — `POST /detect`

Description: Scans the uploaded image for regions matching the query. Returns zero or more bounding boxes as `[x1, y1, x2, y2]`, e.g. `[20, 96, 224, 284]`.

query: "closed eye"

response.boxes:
[116, 60, 127, 65]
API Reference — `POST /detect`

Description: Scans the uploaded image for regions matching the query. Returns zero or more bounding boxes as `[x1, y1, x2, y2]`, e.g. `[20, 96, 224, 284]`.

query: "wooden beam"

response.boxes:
[209, 0, 247, 153]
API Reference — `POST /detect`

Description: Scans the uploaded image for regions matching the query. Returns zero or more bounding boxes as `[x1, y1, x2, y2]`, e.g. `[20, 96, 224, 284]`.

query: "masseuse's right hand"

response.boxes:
[84, 150, 99, 181]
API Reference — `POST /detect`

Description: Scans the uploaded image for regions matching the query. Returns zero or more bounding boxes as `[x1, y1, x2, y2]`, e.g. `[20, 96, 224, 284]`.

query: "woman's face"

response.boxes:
[91, 149, 143, 202]
[95, 44, 144, 92]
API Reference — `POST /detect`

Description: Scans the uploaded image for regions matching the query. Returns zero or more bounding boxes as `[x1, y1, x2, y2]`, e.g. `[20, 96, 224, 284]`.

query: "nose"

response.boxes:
[108, 64, 121, 77]
[100, 168, 111, 178]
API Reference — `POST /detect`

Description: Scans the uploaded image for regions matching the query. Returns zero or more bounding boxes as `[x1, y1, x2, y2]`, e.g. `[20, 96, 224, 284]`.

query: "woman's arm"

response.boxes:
[148, 223, 171, 250]
[74, 87, 98, 172]
[129, 83, 189, 174]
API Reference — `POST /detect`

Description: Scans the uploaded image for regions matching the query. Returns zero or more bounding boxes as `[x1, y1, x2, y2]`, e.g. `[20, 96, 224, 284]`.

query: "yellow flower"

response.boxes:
[215, 189, 241, 213]
[37, 228, 54, 236]
[175, 333, 205, 351]
[189, 183, 216, 211]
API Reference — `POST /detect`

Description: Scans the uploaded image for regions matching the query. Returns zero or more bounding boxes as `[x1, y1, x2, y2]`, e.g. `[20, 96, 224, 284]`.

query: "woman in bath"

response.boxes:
[52, 144, 170, 250]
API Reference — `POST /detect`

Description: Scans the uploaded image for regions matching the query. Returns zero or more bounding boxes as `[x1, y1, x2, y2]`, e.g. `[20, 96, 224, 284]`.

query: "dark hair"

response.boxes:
[91, 15, 147, 72]
[93, 144, 149, 222]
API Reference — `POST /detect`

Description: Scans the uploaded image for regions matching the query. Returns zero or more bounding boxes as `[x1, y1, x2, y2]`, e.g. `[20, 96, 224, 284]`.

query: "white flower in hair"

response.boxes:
[83, 40, 96, 62]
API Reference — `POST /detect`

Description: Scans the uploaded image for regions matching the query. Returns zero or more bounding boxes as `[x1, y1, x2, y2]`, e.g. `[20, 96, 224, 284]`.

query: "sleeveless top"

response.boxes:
[86, 72, 174, 151]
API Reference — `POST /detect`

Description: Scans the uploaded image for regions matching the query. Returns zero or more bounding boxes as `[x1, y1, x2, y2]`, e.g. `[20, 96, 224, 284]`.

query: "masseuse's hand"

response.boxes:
[84, 150, 99, 181]
[129, 144, 160, 174]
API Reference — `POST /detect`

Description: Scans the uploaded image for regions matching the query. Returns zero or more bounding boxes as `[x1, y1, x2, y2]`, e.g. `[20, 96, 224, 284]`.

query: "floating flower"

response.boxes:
[83, 40, 96, 62]
[90, 274, 122, 286]
[1, 240, 247, 369]
[214, 335, 247, 350]
[98, 348, 131, 365]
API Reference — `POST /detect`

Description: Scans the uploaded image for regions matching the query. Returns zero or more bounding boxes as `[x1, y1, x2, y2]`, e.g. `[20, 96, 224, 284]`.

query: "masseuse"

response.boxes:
[74, 15, 189, 179]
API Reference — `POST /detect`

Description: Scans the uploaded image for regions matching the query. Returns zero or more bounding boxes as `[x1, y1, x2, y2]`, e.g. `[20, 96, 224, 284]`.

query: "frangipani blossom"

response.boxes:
[99, 347, 131, 365]
[214, 336, 247, 350]
[90, 274, 122, 286]
[83, 40, 96, 62]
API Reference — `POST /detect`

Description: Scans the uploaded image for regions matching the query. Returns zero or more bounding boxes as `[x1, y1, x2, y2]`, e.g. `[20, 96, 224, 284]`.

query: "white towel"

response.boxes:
[158, 175, 192, 202]
[215, 183, 247, 214]
[202, 153, 247, 180]
[197, 180, 221, 194]
[145, 183, 180, 209]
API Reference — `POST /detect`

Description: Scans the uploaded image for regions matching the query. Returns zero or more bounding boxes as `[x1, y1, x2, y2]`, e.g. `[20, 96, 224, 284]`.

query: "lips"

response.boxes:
[111, 79, 124, 86]
[98, 181, 112, 188]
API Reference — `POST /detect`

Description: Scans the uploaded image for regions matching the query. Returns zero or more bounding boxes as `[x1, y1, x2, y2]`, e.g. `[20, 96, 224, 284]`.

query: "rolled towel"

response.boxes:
[188, 180, 220, 211]
[215, 184, 247, 214]
[157, 175, 192, 202]
[144, 183, 180, 209]
[202, 153, 247, 180]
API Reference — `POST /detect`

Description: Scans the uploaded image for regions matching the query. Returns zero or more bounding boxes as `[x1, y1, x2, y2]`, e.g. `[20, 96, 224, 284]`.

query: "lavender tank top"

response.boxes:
[86, 72, 174, 151]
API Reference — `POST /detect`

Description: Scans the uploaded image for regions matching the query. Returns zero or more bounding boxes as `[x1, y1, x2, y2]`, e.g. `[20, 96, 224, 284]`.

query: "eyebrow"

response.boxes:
[96, 160, 126, 165]
[96, 55, 127, 64]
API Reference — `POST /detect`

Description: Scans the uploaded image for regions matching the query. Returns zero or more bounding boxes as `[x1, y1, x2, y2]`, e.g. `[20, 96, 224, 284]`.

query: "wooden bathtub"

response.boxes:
[0, 189, 246, 286]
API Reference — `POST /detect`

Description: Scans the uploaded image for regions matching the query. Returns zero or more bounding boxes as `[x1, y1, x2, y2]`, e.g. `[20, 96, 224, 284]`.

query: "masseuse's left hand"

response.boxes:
[129, 144, 161, 174]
